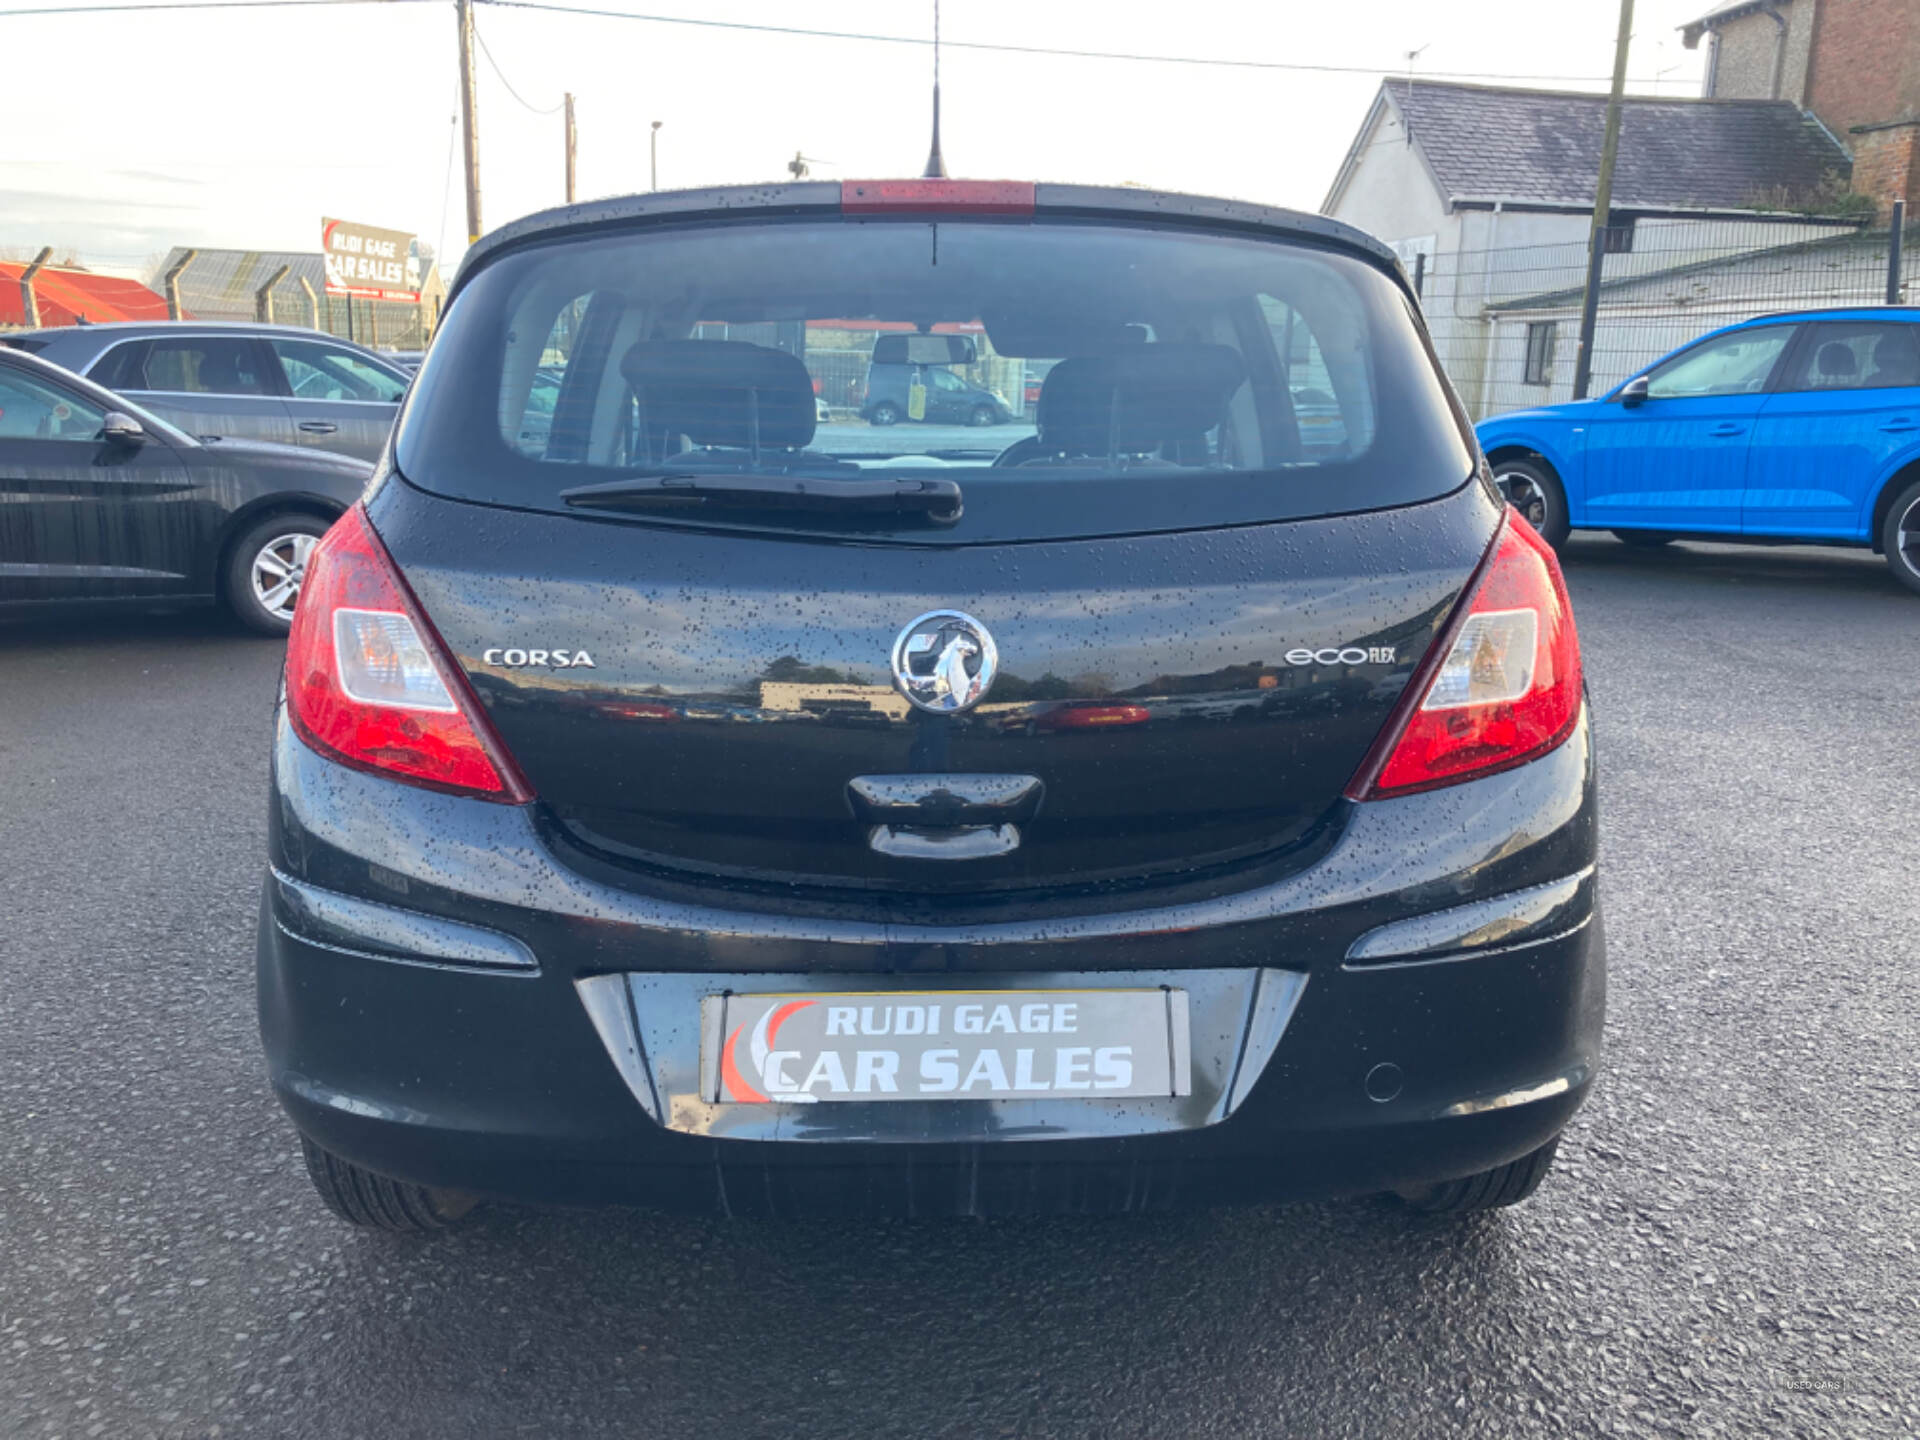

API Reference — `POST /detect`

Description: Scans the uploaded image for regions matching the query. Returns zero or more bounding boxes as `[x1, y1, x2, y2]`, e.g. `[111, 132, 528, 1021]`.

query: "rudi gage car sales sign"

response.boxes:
[704, 989, 1192, 1103]
[322, 217, 420, 302]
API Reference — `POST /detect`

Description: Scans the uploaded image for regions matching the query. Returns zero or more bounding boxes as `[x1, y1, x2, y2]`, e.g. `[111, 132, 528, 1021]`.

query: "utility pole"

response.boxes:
[650, 120, 662, 191]
[456, 0, 483, 243]
[1572, 0, 1633, 400]
[564, 93, 577, 204]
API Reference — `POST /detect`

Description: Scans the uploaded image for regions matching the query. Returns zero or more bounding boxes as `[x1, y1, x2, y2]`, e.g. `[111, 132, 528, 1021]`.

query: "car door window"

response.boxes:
[1645, 326, 1796, 400]
[0, 368, 108, 439]
[271, 339, 409, 403]
[89, 340, 151, 392]
[141, 337, 273, 396]
[1778, 323, 1920, 392]
[931, 370, 966, 393]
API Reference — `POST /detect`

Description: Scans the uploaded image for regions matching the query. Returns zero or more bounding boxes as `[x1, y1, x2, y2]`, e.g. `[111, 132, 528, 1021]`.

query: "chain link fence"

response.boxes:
[1415, 212, 1913, 420]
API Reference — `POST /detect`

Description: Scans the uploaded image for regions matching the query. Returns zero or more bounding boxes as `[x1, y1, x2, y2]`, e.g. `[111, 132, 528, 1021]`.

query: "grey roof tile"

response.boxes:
[1386, 81, 1850, 211]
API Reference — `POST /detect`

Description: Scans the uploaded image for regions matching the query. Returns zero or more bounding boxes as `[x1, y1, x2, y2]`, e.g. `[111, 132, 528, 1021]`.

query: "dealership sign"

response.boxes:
[321, 217, 421, 302]
[703, 988, 1191, 1104]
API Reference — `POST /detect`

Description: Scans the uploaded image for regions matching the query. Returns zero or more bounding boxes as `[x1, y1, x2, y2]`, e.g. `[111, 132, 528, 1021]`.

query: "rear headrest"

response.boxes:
[620, 340, 816, 450]
[1815, 341, 1858, 379]
[1037, 344, 1247, 456]
[1869, 334, 1920, 387]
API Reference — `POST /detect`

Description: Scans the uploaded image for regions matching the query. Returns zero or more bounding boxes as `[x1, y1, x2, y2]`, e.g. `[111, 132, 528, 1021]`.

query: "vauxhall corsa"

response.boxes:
[257, 180, 1603, 1228]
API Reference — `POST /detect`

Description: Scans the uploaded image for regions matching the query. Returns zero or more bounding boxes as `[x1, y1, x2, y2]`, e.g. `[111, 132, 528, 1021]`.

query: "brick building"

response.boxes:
[1684, 0, 1920, 216]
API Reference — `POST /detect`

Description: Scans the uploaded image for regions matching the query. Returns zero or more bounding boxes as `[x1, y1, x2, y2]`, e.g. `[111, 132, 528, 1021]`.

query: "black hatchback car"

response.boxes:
[259, 180, 1602, 1229]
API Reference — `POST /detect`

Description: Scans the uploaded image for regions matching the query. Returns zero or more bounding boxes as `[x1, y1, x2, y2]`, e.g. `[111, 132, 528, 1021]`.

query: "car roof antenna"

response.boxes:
[922, 0, 948, 178]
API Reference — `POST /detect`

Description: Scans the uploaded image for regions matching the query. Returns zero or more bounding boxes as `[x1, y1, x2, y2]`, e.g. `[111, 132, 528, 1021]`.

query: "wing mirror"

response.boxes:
[102, 411, 147, 446]
[1617, 376, 1650, 409]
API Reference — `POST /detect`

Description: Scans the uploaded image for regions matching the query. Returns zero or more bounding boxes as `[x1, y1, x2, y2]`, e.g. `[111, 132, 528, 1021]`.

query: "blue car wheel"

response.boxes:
[1490, 458, 1570, 548]
[1881, 478, 1920, 597]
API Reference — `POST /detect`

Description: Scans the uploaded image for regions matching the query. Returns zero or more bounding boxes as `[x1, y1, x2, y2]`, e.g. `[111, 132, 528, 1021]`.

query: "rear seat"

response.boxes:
[1021, 343, 1247, 465]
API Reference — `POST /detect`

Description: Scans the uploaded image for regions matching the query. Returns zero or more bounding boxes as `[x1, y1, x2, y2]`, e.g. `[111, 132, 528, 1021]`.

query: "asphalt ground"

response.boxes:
[2, 536, 1916, 1439]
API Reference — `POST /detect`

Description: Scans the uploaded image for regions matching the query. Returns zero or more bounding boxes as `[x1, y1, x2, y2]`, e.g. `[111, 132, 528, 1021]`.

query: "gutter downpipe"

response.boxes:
[1476, 202, 1503, 421]
[1765, 3, 1788, 101]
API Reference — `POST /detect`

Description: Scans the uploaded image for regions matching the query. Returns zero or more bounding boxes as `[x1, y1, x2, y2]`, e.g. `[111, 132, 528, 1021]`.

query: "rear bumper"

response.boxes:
[258, 705, 1604, 1217]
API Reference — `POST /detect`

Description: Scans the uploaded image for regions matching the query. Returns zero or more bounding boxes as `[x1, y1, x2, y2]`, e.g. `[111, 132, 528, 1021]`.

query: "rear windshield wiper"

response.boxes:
[560, 473, 963, 525]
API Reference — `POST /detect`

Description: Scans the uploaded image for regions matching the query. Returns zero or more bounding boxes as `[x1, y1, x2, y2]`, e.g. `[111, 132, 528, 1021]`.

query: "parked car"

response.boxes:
[1477, 307, 1920, 593]
[0, 347, 370, 633]
[4, 321, 411, 463]
[860, 335, 1012, 426]
[259, 179, 1599, 1230]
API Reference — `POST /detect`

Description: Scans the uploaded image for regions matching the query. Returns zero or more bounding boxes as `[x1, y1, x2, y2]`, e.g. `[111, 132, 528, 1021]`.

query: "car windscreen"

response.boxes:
[396, 217, 1473, 542]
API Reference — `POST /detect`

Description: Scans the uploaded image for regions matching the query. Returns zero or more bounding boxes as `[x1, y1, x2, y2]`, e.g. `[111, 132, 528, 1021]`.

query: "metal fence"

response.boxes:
[1416, 210, 1913, 420]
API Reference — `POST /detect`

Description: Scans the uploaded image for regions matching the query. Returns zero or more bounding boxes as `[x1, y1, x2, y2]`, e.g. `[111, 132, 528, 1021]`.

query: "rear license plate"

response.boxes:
[702, 988, 1190, 1104]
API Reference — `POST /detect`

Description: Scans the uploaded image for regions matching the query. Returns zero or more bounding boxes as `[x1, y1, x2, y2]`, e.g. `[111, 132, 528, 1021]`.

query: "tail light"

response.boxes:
[283, 505, 532, 803]
[1347, 509, 1582, 800]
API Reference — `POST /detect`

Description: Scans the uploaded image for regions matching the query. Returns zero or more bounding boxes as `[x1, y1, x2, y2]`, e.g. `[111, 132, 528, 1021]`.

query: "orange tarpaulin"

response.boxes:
[0, 264, 177, 328]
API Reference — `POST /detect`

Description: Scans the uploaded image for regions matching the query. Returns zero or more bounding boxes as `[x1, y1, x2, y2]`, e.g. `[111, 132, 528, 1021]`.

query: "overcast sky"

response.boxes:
[0, 0, 1712, 279]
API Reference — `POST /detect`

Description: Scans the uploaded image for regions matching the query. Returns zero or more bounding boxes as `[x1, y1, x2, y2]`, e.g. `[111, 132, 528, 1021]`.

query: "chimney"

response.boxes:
[1848, 121, 1920, 223]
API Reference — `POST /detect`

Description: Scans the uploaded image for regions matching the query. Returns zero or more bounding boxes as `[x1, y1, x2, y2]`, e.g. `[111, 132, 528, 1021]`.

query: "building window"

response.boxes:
[1601, 214, 1636, 254]
[1524, 322, 1558, 387]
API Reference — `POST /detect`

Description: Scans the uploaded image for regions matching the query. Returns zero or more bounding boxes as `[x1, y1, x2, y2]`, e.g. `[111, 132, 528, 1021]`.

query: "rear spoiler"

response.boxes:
[447, 180, 1410, 302]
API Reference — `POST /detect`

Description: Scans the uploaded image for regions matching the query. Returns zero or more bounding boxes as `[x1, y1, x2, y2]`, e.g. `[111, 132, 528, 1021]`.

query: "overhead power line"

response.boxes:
[471, 0, 1686, 87]
[0, 0, 435, 15]
[470, 6, 566, 113]
[1, 0, 1691, 86]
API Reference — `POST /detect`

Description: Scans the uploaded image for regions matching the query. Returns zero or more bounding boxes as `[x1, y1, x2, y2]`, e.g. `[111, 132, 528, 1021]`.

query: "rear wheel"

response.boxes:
[1489, 459, 1570, 548]
[225, 512, 333, 636]
[299, 1136, 478, 1232]
[1611, 529, 1677, 548]
[969, 404, 998, 427]
[869, 401, 902, 427]
[1880, 479, 1920, 596]
[1396, 1136, 1561, 1213]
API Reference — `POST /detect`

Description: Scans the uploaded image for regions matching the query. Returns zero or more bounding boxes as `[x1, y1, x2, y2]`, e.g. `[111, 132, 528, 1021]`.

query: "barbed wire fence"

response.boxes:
[1414, 210, 1913, 421]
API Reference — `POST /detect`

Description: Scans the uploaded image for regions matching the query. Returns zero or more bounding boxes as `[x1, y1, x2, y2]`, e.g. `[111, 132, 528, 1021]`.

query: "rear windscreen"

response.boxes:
[397, 218, 1473, 541]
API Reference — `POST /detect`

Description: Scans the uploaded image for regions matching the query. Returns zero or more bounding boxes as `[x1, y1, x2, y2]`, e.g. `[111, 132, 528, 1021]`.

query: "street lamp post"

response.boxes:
[650, 121, 662, 191]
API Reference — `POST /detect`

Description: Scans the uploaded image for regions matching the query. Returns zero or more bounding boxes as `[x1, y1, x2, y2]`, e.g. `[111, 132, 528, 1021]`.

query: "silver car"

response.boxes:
[4, 322, 410, 463]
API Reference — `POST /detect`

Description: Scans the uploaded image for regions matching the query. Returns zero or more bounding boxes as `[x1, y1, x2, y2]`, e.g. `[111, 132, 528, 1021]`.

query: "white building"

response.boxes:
[1321, 80, 1858, 415]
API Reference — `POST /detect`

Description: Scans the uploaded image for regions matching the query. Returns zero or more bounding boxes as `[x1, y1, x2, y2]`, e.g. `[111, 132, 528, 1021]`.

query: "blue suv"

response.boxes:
[1476, 308, 1920, 594]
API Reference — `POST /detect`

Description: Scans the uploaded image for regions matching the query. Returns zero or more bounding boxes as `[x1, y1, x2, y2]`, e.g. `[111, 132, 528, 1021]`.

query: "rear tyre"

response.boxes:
[225, 512, 333, 636]
[969, 404, 998, 427]
[299, 1135, 478, 1232]
[1489, 459, 1570, 549]
[1880, 479, 1920, 596]
[869, 402, 902, 427]
[1611, 529, 1677, 548]
[1396, 1136, 1561, 1213]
